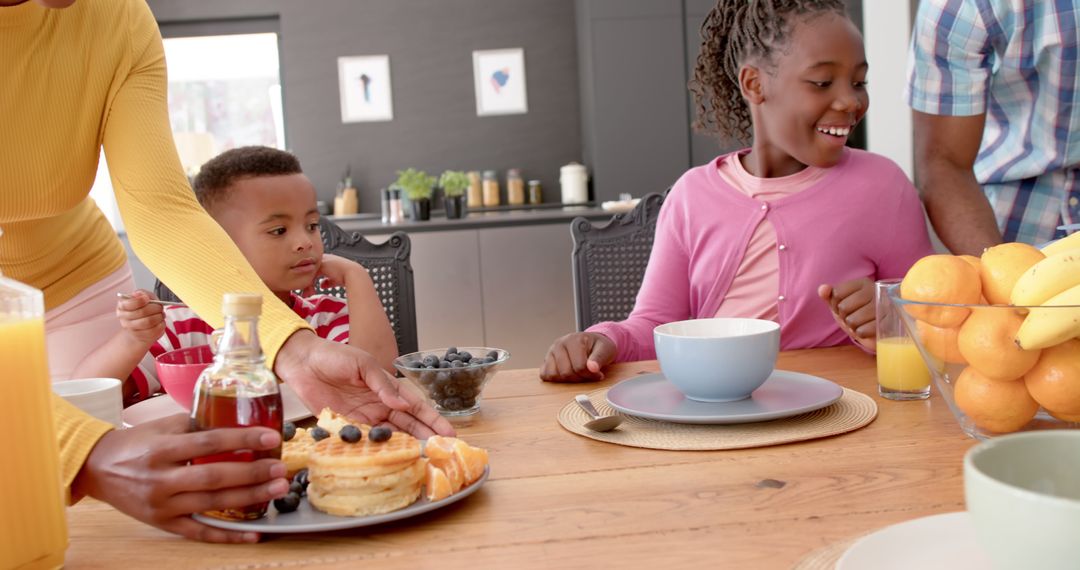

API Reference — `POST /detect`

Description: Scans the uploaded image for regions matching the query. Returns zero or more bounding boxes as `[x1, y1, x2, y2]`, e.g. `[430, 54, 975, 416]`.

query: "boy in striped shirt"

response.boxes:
[74, 146, 397, 404]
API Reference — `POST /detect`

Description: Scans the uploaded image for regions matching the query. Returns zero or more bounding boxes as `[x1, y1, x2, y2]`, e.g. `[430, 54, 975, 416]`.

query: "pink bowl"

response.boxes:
[155, 345, 214, 411]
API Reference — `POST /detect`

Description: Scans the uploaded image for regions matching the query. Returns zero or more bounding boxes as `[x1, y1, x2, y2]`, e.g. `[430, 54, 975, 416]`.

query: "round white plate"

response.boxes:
[193, 466, 489, 533]
[605, 370, 843, 424]
[837, 511, 992, 569]
[121, 383, 311, 428]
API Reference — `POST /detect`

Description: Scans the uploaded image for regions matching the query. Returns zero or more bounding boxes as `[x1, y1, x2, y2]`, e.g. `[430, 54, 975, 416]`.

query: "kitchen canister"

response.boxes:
[560, 162, 589, 205]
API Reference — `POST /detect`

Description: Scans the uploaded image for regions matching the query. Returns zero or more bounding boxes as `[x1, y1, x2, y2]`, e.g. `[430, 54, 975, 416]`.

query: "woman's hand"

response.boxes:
[116, 289, 165, 346]
[274, 331, 454, 438]
[74, 414, 288, 544]
[540, 332, 617, 382]
[818, 279, 876, 351]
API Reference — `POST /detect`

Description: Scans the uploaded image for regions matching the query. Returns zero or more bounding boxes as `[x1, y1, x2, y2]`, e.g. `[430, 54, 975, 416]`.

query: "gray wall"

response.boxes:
[147, 0, 582, 211]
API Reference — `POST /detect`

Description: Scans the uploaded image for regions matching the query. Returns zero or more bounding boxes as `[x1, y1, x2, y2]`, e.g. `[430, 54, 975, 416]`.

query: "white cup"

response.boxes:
[52, 378, 123, 427]
[965, 431, 1080, 569]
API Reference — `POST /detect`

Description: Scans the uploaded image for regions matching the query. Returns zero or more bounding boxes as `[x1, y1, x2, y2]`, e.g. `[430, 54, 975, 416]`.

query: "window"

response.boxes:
[91, 30, 285, 232]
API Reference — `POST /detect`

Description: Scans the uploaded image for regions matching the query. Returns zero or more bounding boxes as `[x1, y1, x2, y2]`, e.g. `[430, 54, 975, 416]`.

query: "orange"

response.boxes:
[425, 462, 453, 501]
[954, 366, 1039, 433]
[957, 307, 1041, 381]
[979, 243, 1045, 304]
[424, 435, 488, 489]
[916, 320, 966, 364]
[959, 254, 981, 274]
[1023, 339, 1080, 416]
[1048, 410, 1080, 423]
[451, 439, 489, 484]
[900, 254, 982, 327]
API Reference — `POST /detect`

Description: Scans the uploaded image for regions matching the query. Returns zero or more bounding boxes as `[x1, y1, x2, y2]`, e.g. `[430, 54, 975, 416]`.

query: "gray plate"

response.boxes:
[606, 370, 843, 424]
[193, 466, 489, 533]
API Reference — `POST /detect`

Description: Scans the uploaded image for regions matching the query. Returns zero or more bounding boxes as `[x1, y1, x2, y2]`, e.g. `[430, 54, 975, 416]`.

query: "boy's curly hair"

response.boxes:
[193, 146, 303, 210]
[689, 0, 848, 144]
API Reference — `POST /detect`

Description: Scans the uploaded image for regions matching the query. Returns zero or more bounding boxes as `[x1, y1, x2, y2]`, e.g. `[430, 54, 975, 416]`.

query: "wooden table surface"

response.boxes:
[66, 346, 977, 569]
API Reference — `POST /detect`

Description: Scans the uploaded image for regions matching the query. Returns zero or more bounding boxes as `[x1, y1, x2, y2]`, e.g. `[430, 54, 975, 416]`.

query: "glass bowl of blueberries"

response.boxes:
[394, 346, 510, 416]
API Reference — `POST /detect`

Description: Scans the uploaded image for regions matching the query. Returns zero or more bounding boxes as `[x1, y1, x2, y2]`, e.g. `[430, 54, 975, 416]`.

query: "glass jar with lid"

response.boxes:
[482, 170, 501, 207]
[506, 169, 525, 206]
[527, 180, 543, 205]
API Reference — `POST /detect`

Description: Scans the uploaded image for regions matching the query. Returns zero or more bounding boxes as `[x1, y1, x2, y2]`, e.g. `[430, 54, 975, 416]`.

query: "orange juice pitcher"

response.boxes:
[0, 229, 67, 569]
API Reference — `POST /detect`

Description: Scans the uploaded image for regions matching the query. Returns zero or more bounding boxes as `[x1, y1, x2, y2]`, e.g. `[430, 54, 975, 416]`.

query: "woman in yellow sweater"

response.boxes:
[0, 0, 452, 543]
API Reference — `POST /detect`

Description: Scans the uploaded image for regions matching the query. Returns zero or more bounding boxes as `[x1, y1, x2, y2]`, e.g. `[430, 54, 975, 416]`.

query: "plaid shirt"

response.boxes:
[905, 0, 1080, 244]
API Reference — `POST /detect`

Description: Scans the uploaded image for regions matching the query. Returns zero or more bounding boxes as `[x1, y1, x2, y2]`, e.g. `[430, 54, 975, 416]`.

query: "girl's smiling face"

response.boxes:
[740, 12, 869, 177]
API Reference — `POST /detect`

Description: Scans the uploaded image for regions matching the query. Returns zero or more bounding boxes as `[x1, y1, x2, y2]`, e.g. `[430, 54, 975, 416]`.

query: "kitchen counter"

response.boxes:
[329, 204, 615, 234]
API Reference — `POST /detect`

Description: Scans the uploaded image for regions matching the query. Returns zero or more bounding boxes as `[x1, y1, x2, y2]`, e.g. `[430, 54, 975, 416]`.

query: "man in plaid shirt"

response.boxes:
[906, 0, 1080, 254]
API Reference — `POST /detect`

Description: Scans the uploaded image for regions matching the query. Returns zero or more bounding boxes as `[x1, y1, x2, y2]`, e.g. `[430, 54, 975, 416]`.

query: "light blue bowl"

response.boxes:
[653, 318, 780, 402]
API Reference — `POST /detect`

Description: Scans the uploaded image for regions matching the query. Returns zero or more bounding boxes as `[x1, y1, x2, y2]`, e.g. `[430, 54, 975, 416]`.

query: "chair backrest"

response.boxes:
[570, 190, 668, 331]
[154, 218, 419, 356]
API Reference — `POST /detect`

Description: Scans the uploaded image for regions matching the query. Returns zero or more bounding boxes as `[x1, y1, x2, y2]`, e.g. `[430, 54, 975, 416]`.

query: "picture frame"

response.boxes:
[337, 54, 394, 123]
[472, 48, 528, 116]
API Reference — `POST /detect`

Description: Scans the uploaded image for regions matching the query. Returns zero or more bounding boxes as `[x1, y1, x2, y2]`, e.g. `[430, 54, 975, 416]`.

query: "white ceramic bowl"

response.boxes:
[653, 318, 780, 402]
[52, 377, 123, 427]
[965, 431, 1080, 569]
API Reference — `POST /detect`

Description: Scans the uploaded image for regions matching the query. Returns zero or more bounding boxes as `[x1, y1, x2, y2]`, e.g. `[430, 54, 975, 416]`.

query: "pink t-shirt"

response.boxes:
[587, 148, 934, 361]
[713, 151, 829, 321]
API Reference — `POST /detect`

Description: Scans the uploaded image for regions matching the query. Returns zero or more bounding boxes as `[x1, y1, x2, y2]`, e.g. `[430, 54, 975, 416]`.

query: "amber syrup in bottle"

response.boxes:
[191, 292, 283, 521]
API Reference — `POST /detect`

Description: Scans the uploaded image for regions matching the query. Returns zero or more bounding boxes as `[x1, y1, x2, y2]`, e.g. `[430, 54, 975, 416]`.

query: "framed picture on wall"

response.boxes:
[338, 54, 394, 123]
[472, 48, 528, 116]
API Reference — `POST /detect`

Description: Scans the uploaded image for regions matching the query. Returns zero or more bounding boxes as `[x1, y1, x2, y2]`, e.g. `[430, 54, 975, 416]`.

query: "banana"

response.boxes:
[1015, 283, 1080, 350]
[1010, 248, 1080, 306]
[1041, 231, 1080, 257]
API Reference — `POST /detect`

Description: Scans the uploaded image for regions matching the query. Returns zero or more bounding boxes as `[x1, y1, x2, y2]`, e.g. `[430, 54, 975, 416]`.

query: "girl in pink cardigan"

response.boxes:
[541, 0, 933, 382]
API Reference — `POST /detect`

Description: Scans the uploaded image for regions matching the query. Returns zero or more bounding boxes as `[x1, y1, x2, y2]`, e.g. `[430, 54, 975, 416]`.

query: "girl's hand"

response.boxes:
[818, 279, 876, 351]
[116, 289, 166, 346]
[540, 332, 617, 382]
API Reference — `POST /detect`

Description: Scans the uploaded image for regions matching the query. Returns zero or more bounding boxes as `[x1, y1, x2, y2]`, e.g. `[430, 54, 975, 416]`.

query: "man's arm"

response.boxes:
[912, 110, 1003, 255]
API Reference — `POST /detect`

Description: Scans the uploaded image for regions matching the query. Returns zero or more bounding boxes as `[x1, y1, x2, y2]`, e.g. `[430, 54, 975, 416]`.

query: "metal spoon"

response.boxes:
[116, 292, 185, 307]
[575, 394, 623, 432]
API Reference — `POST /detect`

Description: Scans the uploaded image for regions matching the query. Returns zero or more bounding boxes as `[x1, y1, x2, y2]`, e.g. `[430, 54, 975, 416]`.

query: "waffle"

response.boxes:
[281, 427, 316, 477]
[316, 407, 360, 435]
[307, 429, 425, 517]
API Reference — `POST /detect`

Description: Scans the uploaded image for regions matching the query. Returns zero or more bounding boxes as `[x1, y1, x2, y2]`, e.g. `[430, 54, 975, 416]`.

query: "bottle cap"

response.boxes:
[483, 170, 497, 178]
[222, 292, 263, 318]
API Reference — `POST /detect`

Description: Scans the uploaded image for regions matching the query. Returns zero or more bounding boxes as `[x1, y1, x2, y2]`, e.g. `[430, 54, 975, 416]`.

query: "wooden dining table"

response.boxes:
[65, 346, 978, 569]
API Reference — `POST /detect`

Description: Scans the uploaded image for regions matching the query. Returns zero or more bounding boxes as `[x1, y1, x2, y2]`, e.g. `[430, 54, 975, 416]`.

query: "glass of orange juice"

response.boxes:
[876, 279, 934, 400]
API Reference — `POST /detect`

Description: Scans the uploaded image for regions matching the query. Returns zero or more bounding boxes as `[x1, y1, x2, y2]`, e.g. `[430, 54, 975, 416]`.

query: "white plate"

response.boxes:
[605, 370, 843, 424]
[193, 466, 489, 533]
[601, 198, 640, 213]
[121, 383, 311, 428]
[837, 511, 992, 570]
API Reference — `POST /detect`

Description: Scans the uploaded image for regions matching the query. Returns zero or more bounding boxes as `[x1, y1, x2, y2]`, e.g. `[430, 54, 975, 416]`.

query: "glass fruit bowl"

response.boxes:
[393, 347, 510, 416]
[885, 283, 1080, 440]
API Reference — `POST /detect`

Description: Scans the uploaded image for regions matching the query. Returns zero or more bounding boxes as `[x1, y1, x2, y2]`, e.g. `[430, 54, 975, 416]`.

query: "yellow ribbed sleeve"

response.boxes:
[0, 0, 309, 492]
[51, 395, 113, 505]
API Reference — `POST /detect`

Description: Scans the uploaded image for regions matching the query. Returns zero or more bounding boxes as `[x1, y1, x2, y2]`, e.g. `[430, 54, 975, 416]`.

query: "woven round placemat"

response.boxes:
[791, 536, 863, 570]
[557, 388, 876, 450]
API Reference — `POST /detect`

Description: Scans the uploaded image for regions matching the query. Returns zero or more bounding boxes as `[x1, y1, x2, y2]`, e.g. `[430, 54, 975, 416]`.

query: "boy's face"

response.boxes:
[209, 173, 324, 296]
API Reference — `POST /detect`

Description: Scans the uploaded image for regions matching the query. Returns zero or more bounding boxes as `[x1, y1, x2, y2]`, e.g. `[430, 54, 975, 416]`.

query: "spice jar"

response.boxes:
[467, 171, 483, 208]
[482, 170, 500, 207]
[507, 169, 525, 206]
[528, 180, 543, 205]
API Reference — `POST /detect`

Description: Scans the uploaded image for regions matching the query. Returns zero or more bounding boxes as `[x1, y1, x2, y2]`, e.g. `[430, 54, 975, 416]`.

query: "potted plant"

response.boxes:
[439, 170, 469, 219]
[395, 168, 436, 221]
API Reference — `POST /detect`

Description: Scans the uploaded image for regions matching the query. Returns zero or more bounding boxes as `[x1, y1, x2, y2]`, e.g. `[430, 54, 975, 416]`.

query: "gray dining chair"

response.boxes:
[570, 190, 668, 331]
[155, 219, 419, 356]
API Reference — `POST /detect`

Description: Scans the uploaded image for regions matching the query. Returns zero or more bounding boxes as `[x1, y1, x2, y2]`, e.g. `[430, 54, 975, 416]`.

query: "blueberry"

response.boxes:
[311, 427, 330, 442]
[273, 491, 301, 513]
[486, 350, 500, 360]
[289, 480, 304, 495]
[482, 356, 495, 364]
[369, 426, 392, 443]
[282, 422, 296, 442]
[445, 346, 458, 356]
[422, 354, 439, 368]
[293, 468, 309, 490]
[442, 397, 464, 411]
[469, 358, 483, 366]
[458, 351, 472, 361]
[435, 371, 451, 385]
[419, 370, 435, 385]
[405, 359, 421, 369]
[462, 396, 476, 408]
[451, 360, 465, 368]
[445, 385, 459, 397]
[339, 425, 362, 443]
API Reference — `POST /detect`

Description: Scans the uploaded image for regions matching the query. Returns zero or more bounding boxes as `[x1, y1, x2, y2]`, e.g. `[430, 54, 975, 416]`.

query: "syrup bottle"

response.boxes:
[190, 292, 283, 521]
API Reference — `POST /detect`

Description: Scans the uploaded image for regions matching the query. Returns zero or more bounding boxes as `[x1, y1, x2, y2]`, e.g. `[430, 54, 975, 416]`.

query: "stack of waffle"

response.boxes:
[281, 427, 316, 478]
[307, 430, 426, 517]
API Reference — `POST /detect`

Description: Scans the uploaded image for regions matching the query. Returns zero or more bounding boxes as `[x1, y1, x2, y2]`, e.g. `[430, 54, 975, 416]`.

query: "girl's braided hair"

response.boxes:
[689, 0, 848, 144]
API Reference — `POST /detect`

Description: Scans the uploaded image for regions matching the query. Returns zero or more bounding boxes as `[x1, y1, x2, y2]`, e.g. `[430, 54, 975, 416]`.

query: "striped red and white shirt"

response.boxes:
[131, 293, 350, 397]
